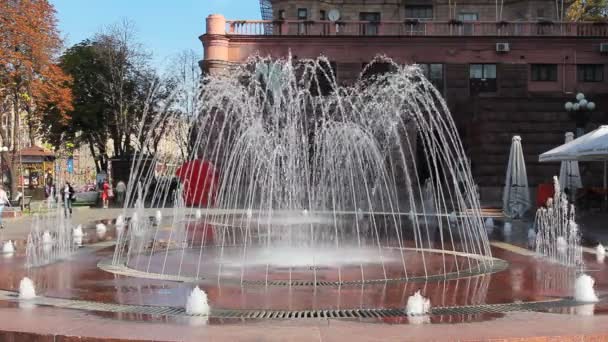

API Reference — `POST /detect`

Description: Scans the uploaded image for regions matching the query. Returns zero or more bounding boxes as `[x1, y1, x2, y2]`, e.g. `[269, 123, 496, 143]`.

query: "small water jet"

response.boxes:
[116, 215, 126, 228]
[2, 240, 14, 254]
[597, 243, 606, 263]
[597, 243, 606, 257]
[503, 222, 512, 235]
[406, 290, 431, 315]
[185, 286, 210, 315]
[556, 236, 567, 253]
[484, 218, 494, 229]
[19, 277, 36, 299]
[73, 225, 83, 238]
[449, 211, 457, 223]
[42, 231, 52, 245]
[155, 210, 163, 225]
[535, 177, 582, 267]
[26, 208, 76, 267]
[574, 274, 599, 302]
[96, 223, 107, 234]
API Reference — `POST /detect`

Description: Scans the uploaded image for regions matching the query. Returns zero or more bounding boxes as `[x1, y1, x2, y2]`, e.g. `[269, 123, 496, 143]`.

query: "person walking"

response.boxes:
[62, 182, 75, 218]
[115, 180, 126, 206]
[101, 180, 110, 209]
[0, 186, 10, 229]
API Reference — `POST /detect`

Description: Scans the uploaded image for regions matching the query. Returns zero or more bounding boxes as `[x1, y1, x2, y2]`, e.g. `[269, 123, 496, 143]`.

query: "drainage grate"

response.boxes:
[99, 258, 509, 287]
[0, 290, 590, 320]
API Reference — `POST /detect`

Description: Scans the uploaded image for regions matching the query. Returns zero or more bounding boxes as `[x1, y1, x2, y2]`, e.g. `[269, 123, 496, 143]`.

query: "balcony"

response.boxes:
[224, 20, 608, 37]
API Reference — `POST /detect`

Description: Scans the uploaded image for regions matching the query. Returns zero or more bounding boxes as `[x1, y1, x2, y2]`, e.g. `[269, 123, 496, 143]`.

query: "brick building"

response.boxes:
[201, 0, 608, 203]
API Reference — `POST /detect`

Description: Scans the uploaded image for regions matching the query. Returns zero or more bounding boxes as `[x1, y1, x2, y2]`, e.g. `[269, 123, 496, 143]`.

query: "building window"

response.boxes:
[458, 13, 479, 21]
[531, 64, 557, 81]
[470, 64, 497, 94]
[419, 63, 444, 91]
[278, 10, 285, 20]
[360, 12, 381, 35]
[405, 6, 433, 20]
[536, 8, 545, 19]
[320, 10, 326, 20]
[577, 64, 604, 82]
[297, 8, 308, 34]
[297, 8, 308, 20]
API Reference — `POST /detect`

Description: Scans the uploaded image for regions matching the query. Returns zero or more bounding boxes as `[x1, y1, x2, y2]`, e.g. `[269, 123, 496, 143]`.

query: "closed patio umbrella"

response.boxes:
[503, 136, 531, 219]
[559, 132, 582, 193]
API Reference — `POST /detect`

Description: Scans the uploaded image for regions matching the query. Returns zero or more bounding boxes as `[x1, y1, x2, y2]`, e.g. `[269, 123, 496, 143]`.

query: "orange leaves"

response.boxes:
[0, 0, 72, 125]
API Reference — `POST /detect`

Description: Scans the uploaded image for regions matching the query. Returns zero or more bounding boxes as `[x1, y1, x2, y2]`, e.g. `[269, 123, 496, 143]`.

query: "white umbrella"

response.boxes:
[540, 125, 608, 193]
[559, 132, 582, 192]
[503, 136, 531, 218]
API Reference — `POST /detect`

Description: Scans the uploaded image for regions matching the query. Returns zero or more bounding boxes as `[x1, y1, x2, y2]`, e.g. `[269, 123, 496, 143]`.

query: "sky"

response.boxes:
[51, 0, 261, 71]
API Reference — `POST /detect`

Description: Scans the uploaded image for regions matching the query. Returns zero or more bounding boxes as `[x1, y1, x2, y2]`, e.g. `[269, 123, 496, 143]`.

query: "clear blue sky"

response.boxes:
[51, 0, 261, 70]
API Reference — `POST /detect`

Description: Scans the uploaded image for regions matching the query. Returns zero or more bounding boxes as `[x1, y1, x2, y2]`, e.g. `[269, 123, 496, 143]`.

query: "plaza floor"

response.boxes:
[0, 208, 606, 341]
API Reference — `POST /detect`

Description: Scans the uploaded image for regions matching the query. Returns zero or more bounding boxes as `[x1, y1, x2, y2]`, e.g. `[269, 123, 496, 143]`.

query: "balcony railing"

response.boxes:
[224, 20, 608, 37]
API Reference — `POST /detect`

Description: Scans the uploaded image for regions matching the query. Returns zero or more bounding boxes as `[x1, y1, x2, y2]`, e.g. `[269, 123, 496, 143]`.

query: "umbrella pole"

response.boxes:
[603, 160, 608, 211]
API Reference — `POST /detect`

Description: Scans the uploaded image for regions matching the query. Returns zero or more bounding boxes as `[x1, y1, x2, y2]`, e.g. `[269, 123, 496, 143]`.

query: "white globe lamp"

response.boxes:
[576, 93, 585, 101]
[564, 102, 573, 111]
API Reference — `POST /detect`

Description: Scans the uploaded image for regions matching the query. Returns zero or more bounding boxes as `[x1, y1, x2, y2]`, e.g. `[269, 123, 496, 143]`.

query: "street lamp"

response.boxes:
[0, 146, 8, 186]
[565, 93, 596, 138]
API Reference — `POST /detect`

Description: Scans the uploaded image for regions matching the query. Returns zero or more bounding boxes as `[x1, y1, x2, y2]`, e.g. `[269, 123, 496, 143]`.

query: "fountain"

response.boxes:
[2, 240, 14, 254]
[19, 277, 36, 299]
[535, 177, 582, 267]
[574, 274, 599, 302]
[113, 56, 492, 287]
[186, 286, 210, 315]
[26, 206, 76, 268]
[406, 290, 431, 315]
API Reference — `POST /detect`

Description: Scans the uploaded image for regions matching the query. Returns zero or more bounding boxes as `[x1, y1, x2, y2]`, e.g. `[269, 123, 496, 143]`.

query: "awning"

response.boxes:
[540, 125, 608, 162]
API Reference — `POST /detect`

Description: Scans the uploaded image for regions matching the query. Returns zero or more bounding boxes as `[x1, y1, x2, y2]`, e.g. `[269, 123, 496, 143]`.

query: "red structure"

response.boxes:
[201, 12, 608, 202]
[175, 160, 219, 207]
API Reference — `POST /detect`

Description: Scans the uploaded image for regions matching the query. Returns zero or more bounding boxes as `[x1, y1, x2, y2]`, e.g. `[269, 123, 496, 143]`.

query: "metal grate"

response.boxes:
[0, 290, 590, 320]
[99, 258, 509, 287]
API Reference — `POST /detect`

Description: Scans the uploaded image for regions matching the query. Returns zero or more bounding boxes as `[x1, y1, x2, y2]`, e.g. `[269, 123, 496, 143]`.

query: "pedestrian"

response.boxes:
[101, 180, 110, 209]
[47, 183, 56, 209]
[0, 185, 10, 229]
[62, 182, 75, 218]
[115, 180, 126, 206]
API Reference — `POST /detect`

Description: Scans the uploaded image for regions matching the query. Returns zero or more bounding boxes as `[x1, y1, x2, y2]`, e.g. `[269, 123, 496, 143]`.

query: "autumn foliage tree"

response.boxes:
[0, 0, 72, 195]
[567, 0, 608, 21]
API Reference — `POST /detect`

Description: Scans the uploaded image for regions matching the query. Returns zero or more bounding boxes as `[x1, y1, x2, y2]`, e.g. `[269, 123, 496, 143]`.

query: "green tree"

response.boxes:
[567, 0, 608, 21]
[48, 22, 177, 173]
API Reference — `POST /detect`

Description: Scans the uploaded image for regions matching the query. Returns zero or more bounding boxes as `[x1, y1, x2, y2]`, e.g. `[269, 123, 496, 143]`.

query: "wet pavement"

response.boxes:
[0, 211, 607, 341]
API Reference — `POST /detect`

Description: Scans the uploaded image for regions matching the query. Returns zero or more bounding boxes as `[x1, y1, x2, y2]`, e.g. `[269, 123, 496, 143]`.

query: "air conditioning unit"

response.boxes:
[600, 43, 608, 53]
[496, 42, 510, 53]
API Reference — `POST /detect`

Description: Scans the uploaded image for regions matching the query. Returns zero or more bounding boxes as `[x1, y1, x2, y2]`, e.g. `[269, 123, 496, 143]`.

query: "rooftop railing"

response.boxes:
[224, 20, 608, 37]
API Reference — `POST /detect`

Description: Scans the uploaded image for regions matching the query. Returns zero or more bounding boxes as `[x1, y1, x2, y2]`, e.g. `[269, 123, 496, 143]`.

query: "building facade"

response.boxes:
[266, 0, 561, 22]
[202, 0, 608, 203]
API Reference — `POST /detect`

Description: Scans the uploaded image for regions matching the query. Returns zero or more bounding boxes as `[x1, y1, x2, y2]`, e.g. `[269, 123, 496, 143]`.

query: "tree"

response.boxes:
[567, 0, 608, 21]
[51, 21, 177, 173]
[164, 50, 202, 160]
[0, 0, 72, 194]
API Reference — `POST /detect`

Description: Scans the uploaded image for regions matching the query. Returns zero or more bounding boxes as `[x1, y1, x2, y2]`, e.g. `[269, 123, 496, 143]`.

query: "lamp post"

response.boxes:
[0, 146, 8, 187]
[565, 92, 596, 138]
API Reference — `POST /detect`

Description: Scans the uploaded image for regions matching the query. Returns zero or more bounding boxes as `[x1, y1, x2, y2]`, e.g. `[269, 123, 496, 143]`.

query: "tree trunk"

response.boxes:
[87, 137, 100, 173]
[9, 95, 20, 197]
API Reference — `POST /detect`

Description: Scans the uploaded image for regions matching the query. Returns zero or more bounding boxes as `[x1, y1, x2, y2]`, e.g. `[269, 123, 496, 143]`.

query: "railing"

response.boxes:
[225, 20, 608, 37]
